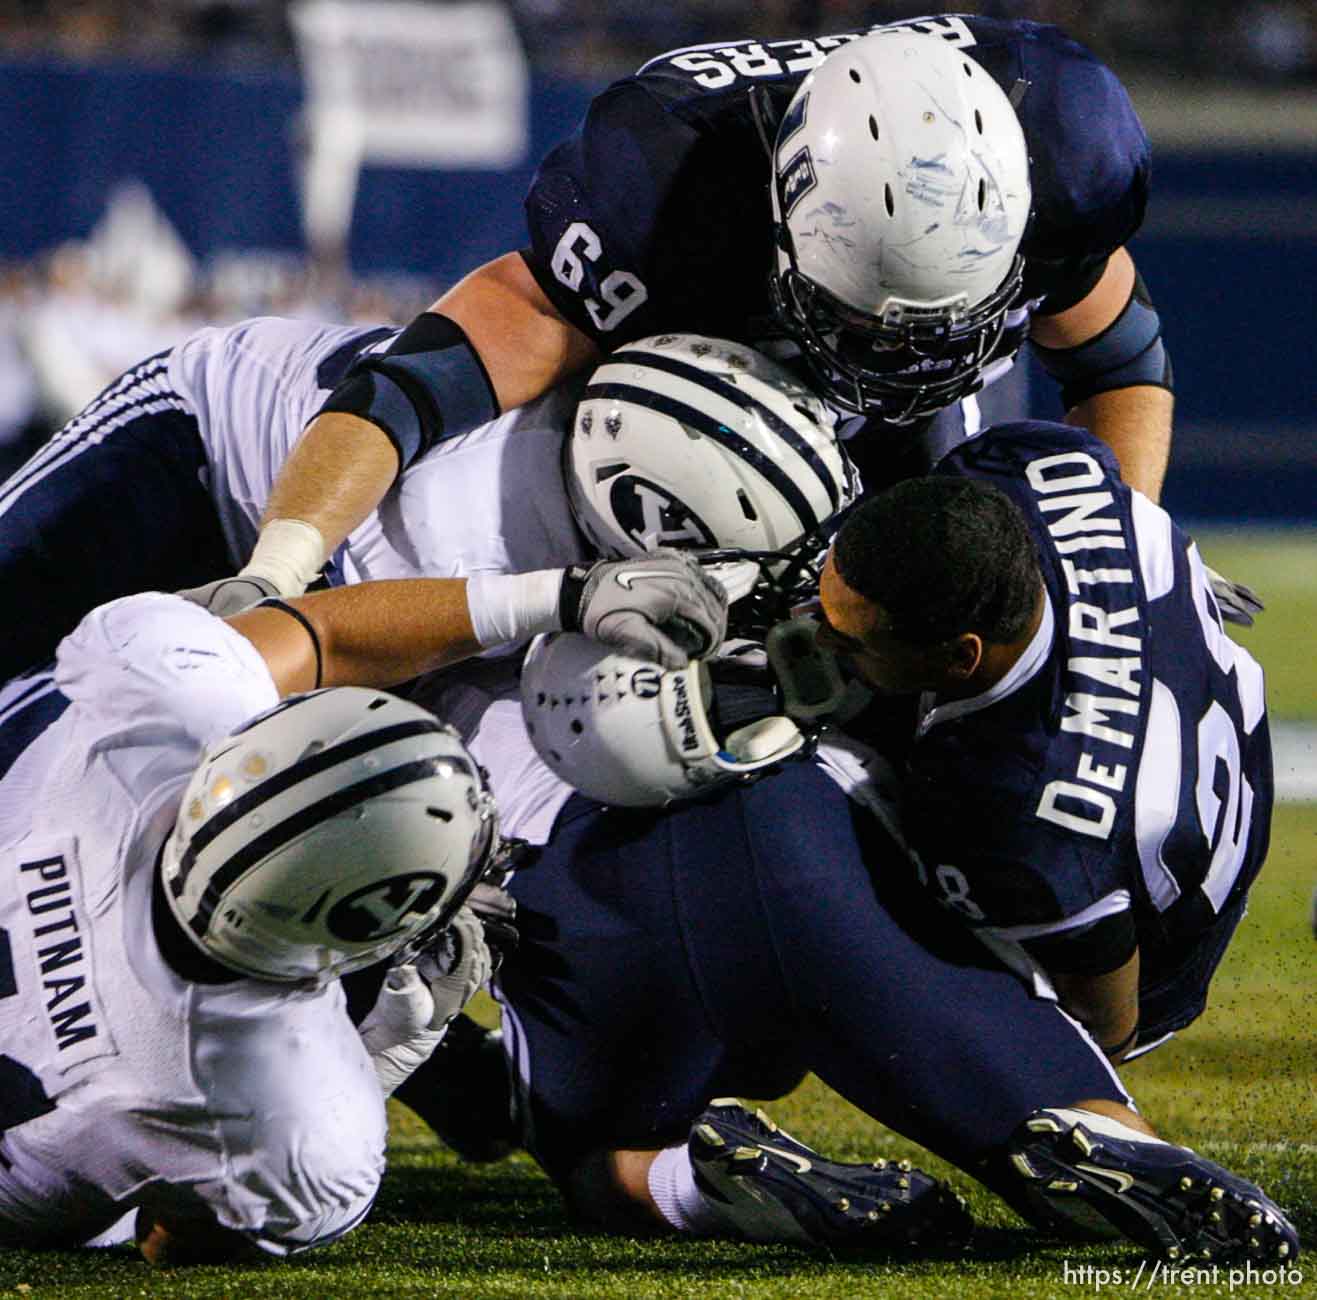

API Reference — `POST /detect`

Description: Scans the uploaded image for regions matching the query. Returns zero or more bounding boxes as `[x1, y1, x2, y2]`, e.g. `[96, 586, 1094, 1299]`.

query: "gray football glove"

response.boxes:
[176, 574, 280, 618]
[560, 549, 728, 669]
[1204, 565, 1264, 628]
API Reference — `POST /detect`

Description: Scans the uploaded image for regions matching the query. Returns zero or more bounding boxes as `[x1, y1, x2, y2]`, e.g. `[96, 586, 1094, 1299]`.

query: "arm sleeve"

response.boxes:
[1013, 27, 1150, 307]
[522, 81, 704, 345]
[1019, 908, 1138, 976]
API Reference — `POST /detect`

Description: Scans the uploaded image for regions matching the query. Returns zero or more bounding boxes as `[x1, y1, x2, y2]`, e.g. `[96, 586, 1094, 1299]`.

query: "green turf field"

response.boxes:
[2, 530, 1312, 1299]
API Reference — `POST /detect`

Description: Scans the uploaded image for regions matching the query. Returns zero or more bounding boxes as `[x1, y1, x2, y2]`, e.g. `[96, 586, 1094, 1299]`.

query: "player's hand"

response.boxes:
[1204, 565, 1264, 628]
[358, 907, 492, 1096]
[561, 549, 728, 668]
[414, 905, 494, 1027]
[177, 574, 280, 618]
[135, 1207, 261, 1266]
[464, 880, 518, 969]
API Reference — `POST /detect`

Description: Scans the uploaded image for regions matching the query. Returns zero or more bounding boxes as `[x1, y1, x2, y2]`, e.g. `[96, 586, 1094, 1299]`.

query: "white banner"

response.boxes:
[291, 0, 529, 170]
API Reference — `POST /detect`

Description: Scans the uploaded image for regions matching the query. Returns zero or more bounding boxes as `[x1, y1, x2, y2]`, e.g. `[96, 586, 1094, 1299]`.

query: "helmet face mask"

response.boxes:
[770, 254, 1025, 422]
[700, 494, 859, 640]
[766, 30, 1032, 423]
[162, 688, 500, 986]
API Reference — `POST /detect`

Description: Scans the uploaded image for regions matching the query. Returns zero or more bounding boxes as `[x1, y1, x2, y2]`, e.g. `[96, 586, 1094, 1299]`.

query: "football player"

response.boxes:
[381, 391, 1293, 1259]
[483, 761, 1297, 1263]
[0, 320, 734, 681]
[814, 420, 1272, 1067]
[222, 17, 1179, 637]
[0, 448, 733, 1262]
[0, 587, 505, 1262]
[489, 483, 1298, 1264]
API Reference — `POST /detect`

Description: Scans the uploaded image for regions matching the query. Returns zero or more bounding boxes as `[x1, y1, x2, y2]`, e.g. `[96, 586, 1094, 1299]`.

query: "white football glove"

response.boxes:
[562, 549, 729, 669]
[357, 906, 492, 1097]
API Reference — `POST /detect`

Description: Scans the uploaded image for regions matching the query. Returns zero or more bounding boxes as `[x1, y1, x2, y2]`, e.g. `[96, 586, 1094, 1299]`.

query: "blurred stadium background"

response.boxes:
[0, 5, 1312, 1293]
[2, 0, 1311, 774]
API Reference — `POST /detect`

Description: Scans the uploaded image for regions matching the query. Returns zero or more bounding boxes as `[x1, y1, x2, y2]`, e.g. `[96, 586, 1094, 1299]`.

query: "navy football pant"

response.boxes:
[498, 761, 1126, 1196]
[0, 352, 230, 681]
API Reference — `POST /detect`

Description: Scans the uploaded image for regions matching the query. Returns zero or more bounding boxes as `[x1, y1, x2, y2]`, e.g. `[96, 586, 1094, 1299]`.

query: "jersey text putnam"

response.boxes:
[21, 853, 100, 1051]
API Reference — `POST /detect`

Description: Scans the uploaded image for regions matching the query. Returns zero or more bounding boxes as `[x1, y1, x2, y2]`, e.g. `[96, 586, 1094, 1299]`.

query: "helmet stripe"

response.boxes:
[583, 380, 821, 532]
[186, 754, 457, 939]
[173, 717, 448, 895]
[609, 348, 843, 513]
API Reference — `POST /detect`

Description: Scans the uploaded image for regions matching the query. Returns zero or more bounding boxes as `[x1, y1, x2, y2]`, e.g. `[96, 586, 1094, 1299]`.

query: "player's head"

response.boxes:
[768, 31, 1031, 422]
[818, 476, 1040, 693]
[566, 333, 859, 633]
[161, 687, 498, 984]
[520, 632, 808, 807]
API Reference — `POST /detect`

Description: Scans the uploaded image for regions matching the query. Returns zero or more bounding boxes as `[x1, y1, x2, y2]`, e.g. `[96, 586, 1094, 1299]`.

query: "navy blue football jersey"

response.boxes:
[522, 14, 1149, 353]
[893, 421, 1271, 1013]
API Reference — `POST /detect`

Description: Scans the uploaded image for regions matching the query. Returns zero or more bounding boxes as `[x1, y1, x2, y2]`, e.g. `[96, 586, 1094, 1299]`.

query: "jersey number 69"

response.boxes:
[552, 222, 649, 333]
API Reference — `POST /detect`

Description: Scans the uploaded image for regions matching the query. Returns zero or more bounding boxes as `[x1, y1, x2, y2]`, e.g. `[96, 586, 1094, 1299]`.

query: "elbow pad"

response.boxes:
[319, 313, 498, 472]
[1032, 271, 1173, 410]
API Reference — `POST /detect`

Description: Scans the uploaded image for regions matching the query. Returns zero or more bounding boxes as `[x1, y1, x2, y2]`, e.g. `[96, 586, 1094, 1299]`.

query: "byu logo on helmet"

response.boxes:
[327, 872, 448, 942]
[162, 687, 498, 983]
[611, 475, 716, 550]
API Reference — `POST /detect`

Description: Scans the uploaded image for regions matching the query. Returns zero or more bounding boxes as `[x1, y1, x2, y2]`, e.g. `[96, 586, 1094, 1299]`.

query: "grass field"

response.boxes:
[1, 529, 1312, 1299]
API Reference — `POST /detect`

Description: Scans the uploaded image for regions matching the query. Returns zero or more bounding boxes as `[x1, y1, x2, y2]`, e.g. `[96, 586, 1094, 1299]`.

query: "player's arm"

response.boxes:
[243, 252, 600, 597]
[229, 578, 483, 695]
[225, 552, 728, 697]
[1014, 907, 1142, 1061]
[1047, 950, 1141, 1062]
[1029, 247, 1173, 502]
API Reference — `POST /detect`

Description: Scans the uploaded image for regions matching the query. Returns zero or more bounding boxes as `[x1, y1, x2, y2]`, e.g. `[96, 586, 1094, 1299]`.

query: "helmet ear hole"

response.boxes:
[884, 184, 895, 218]
[868, 115, 879, 141]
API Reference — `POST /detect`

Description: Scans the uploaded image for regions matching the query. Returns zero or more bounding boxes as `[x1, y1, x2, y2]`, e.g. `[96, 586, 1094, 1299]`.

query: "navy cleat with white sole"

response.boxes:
[688, 1098, 972, 1251]
[1008, 1108, 1300, 1264]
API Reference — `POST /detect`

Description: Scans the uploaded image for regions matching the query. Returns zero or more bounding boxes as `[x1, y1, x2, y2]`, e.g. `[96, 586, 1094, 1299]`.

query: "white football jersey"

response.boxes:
[0, 596, 386, 1252]
[168, 315, 589, 844]
[168, 315, 591, 590]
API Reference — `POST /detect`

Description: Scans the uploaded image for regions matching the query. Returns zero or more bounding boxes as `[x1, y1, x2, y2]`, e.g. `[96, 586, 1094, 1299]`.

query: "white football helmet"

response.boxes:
[162, 687, 498, 984]
[521, 633, 810, 808]
[768, 30, 1032, 421]
[567, 333, 859, 633]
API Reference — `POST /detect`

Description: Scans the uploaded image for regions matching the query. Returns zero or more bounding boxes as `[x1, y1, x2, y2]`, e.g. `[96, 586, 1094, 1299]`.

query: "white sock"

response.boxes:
[646, 1144, 725, 1236]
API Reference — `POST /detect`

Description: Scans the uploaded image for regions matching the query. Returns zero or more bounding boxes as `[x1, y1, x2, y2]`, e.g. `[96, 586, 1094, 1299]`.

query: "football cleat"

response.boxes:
[392, 1013, 517, 1163]
[688, 1098, 972, 1251]
[1008, 1108, 1300, 1263]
